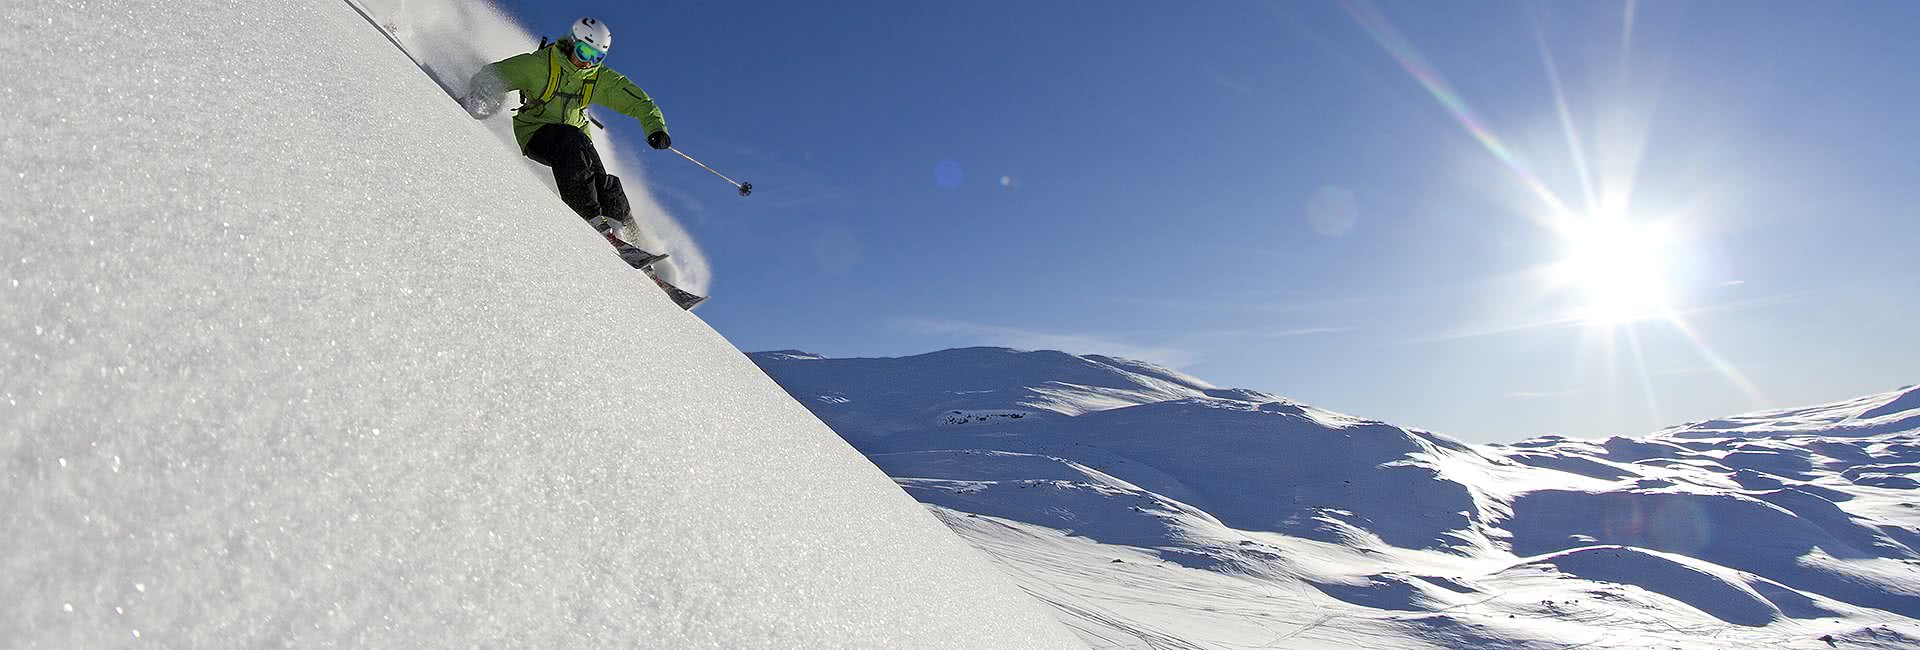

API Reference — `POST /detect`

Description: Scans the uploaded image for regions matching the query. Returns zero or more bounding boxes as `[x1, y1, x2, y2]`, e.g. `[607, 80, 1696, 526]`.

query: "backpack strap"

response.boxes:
[581, 71, 597, 108]
[537, 44, 565, 104]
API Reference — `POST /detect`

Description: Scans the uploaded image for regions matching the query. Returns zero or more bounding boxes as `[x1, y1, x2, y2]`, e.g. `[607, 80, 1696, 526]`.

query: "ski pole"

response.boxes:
[669, 146, 753, 197]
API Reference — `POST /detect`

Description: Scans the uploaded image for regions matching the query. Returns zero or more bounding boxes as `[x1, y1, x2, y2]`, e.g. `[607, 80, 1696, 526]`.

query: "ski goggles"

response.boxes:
[572, 39, 606, 65]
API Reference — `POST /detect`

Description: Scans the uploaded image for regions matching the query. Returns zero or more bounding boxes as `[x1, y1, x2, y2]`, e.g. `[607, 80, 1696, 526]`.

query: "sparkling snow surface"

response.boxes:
[755, 348, 1920, 649]
[1, 2, 1082, 647]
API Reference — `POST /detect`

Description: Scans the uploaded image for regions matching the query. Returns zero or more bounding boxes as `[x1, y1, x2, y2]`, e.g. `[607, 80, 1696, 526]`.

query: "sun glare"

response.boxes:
[1342, 1, 1771, 415]
[1558, 217, 1672, 325]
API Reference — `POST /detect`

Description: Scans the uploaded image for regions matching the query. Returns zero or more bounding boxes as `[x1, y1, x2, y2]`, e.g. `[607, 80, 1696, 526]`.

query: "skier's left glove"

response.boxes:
[647, 131, 672, 150]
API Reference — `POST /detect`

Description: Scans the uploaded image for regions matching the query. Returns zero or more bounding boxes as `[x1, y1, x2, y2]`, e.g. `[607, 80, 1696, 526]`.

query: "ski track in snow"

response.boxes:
[1, 2, 1081, 647]
[755, 347, 1920, 649]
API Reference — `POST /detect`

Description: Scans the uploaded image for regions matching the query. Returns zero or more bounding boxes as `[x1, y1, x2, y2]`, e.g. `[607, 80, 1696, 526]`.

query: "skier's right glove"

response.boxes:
[648, 131, 671, 150]
[462, 92, 503, 119]
[462, 67, 511, 119]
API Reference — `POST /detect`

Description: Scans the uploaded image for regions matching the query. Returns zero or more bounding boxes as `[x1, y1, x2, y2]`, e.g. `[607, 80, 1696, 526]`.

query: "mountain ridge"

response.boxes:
[753, 347, 1920, 648]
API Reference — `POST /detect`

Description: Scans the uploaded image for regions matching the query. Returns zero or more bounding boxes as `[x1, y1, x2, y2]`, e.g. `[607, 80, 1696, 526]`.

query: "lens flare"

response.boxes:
[934, 160, 964, 189]
[1340, 0, 1573, 222]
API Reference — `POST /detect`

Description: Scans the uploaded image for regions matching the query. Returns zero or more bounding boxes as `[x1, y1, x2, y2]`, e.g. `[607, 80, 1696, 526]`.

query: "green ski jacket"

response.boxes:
[472, 43, 668, 152]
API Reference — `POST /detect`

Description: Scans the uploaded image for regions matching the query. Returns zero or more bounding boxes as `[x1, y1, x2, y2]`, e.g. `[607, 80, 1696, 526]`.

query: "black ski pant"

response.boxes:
[524, 123, 631, 223]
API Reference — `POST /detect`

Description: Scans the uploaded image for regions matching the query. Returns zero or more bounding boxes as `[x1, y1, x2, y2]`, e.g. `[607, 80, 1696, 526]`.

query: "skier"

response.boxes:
[461, 17, 671, 266]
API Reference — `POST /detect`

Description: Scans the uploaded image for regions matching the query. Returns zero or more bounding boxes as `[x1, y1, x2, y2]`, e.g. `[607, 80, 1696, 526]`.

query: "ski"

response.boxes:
[594, 224, 704, 309]
[644, 267, 708, 310]
[601, 229, 669, 270]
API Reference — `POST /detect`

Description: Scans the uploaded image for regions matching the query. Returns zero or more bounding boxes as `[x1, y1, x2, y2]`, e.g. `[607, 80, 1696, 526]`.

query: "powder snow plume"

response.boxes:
[355, 0, 711, 293]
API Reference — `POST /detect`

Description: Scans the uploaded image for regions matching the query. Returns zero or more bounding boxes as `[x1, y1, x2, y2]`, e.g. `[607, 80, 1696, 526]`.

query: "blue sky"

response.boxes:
[495, 0, 1918, 443]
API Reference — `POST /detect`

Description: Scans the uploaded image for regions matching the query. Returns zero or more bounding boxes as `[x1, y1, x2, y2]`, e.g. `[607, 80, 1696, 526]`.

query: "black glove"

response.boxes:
[647, 131, 671, 150]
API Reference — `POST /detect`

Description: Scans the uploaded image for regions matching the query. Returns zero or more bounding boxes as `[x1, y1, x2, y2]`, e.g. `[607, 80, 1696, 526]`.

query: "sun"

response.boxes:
[1555, 216, 1673, 325]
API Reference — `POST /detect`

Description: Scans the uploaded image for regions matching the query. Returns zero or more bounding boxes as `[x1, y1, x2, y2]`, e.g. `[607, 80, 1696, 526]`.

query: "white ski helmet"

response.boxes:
[570, 17, 611, 53]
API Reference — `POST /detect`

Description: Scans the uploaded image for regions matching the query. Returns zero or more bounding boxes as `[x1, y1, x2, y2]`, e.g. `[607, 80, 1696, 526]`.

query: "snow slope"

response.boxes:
[754, 348, 1920, 649]
[1, 2, 1082, 647]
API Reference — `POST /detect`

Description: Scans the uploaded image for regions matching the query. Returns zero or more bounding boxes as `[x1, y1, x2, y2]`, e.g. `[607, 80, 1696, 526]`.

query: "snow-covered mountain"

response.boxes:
[2, 3, 1082, 647]
[753, 347, 1920, 649]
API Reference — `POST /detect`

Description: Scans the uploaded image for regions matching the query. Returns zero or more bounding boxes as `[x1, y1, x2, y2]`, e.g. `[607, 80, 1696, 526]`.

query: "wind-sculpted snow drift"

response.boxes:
[1, 2, 1083, 647]
[754, 348, 1920, 649]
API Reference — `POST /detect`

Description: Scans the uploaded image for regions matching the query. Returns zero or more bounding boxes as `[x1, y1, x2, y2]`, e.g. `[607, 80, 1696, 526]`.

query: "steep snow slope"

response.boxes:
[1, 2, 1081, 647]
[753, 348, 1920, 649]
